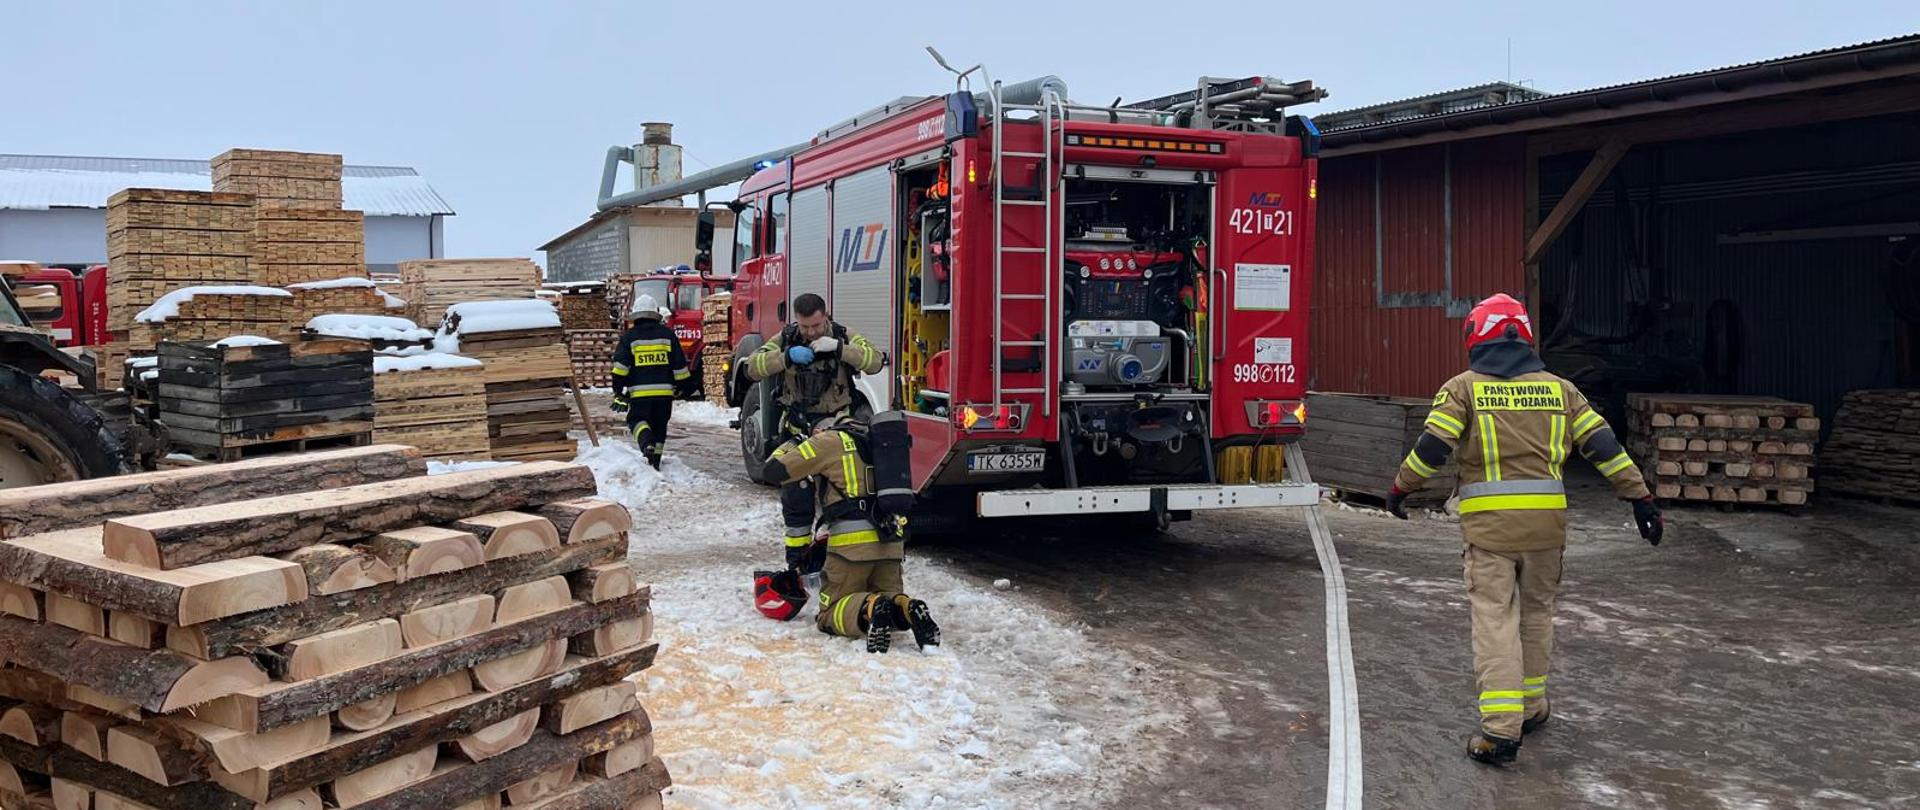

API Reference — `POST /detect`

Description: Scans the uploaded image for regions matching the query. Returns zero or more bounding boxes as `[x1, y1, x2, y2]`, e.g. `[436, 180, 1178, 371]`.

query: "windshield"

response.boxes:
[0, 281, 28, 327]
[631, 280, 671, 313]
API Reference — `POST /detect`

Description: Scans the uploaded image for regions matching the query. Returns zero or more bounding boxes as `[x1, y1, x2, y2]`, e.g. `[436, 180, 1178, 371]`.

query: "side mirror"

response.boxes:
[944, 92, 978, 141]
[695, 211, 716, 252]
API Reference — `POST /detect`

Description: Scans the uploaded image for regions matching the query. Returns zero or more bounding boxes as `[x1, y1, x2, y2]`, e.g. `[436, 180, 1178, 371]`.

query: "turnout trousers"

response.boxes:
[626, 398, 672, 467]
[1464, 542, 1562, 738]
[816, 554, 904, 638]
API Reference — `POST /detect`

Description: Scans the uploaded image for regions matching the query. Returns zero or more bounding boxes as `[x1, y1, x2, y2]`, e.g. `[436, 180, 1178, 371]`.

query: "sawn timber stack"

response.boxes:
[1820, 389, 1920, 502]
[1625, 393, 1818, 506]
[0, 450, 668, 809]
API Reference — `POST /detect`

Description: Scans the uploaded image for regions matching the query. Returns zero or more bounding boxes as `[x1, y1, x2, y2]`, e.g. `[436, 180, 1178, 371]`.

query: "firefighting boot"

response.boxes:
[1465, 732, 1522, 766]
[1522, 702, 1552, 735]
[895, 596, 941, 650]
[865, 596, 899, 654]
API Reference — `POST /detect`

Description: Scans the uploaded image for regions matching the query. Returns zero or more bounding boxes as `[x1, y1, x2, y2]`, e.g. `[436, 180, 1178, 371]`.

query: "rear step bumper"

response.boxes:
[976, 482, 1320, 518]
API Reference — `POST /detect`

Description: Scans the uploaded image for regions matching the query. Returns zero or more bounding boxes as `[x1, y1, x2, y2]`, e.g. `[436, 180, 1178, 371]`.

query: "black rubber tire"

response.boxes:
[739, 379, 777, 486]
[0, 365, 125, 488]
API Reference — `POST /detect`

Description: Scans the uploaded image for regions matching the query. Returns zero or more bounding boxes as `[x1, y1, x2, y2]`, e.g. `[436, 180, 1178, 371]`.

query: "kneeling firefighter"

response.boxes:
[755, 411, 939, 653]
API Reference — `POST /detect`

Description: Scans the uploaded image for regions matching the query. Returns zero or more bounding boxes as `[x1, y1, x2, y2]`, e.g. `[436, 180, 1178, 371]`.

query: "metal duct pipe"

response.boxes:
[597, 142, 810, 211]
[598, 145, 632, 208]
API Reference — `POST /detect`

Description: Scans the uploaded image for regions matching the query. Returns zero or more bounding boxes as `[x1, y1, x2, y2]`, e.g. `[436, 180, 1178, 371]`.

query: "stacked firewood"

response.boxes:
[0, 446, 668, 809]
[1625, 393, 1817, 506]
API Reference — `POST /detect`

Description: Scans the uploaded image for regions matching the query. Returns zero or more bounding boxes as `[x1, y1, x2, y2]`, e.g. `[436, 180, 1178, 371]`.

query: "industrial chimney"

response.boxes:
[632, 122, 684, 205]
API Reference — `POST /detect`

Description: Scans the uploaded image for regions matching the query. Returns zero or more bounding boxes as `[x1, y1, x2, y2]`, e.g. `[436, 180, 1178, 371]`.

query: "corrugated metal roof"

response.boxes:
[1315, 82, 1552, 131]
[1318, 32, 1920, 138]
[0, 154, 456, 216]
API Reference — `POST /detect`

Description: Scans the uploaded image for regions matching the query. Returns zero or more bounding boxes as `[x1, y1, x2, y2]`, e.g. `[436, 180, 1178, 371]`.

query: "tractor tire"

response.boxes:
[739, 379, 778, 486]
[0, 365, 126, 490]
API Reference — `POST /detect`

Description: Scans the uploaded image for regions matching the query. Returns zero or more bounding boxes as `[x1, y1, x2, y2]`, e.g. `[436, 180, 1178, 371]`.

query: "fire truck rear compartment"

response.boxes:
[1058, 176, 1215, 487]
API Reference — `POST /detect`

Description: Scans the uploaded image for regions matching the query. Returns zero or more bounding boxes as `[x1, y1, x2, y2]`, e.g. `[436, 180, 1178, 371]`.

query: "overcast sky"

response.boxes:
[4, 2, 1913, 265]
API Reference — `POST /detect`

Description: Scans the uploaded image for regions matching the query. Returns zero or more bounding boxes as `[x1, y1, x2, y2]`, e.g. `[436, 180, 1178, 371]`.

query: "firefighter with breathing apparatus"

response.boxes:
[751, 411, 938, 653]
[744, 293, 886, 571]
[1386, 292, 1664, 765]
[609, 294, 689, 470]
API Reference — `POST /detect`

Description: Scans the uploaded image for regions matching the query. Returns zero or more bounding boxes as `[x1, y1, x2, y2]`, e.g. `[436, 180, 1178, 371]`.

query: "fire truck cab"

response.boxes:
[726, 73, 1326, 524]
[622, 265, 731, 398]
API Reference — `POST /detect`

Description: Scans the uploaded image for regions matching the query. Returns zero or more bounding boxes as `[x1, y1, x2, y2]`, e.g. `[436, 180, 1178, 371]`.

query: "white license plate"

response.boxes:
[966, 450, 1045, 474]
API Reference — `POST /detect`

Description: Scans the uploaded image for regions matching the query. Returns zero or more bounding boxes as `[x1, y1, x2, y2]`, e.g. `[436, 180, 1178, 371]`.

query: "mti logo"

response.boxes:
[835, 223, 888, 273]
[1247, 191, 1286, 207]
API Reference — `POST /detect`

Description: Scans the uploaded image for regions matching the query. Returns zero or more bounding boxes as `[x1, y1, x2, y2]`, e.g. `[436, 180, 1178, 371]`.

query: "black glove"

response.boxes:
[1385, 486, 1410, 520]
[785, 543, 810, 571]
[610, 393, 629, 414]
[1632, 496, 1664, 546]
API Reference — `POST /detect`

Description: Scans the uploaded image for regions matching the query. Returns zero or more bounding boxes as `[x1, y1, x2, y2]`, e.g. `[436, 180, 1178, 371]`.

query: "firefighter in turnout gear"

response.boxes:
[760, 412, 938, 653]
[745, 293, 886, 563]
[1386, 293, 1664, 766]
[610, 294, 689, 470]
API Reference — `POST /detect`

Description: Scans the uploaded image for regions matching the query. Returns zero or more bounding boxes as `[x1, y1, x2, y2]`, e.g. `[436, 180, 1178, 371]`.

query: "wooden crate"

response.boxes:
[1300, 392, 1456, 503]
[155, 338, 375, 461]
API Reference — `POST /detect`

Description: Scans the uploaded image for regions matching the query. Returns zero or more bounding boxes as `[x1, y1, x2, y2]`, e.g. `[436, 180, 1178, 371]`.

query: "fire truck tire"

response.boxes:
[0, 364, 126, 489]
[739, 379, 779, 486]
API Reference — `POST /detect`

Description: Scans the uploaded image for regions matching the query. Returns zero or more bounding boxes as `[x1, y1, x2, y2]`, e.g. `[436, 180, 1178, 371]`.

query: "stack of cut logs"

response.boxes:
[0, 446, 668, 810]
[1625, 394, 1817, 506]
[699, 292, 730, 404]
[1820, 389, 1920, 502]
[157, 339, 375, 462]
[372, 355, 493, 462]
[397, 260, 541, 330]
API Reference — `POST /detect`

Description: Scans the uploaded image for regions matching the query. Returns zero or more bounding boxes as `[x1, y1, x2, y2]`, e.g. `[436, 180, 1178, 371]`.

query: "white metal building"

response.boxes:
[0, 154, 455, 274]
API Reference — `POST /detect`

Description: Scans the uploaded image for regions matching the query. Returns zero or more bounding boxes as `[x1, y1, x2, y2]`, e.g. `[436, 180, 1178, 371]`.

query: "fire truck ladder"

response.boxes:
[985, 80, 1065, 417]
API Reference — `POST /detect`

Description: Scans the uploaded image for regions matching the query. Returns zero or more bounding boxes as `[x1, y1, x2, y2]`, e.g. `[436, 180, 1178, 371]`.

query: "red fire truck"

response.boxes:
[724, 71, 1326, 526]
[618, 263, 732, 398]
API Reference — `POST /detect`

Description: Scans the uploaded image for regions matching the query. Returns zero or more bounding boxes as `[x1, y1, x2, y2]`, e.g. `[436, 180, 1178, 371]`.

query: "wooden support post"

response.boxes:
[1523, 138, 1630, 266]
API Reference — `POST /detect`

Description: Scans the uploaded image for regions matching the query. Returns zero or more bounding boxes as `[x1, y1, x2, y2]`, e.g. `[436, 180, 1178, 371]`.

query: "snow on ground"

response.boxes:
[571, 439, 1176, 809]
[674, 401, 738, 429]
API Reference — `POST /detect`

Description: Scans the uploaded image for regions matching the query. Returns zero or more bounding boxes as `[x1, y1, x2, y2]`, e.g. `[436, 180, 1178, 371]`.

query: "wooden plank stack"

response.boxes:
[397, 260, 542, 329]
[1299, 392, 1455, 503]
[1625, 393, 1818, 506]
[700, 292, 731, 404]
[1819, 389, 1920, 502]
[372, 355, 493, 462]
[211, 150, 344, 211]
[129, 287, 296, 351]
[105, 190, 255, 334]
[445, 302, 576, 463]
[252, 209, 367, 287]
[551, 284, 612, 332]
[286, 279, 391, 325]
[156, 339, 375, 462]
[0, 449, 669, 810]
[566, 331, 620, 390]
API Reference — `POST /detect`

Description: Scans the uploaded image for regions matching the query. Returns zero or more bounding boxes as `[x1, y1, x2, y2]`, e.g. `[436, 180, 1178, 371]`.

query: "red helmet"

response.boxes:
[1464, 293, 1535, 350]
[753, 569, 808, 621]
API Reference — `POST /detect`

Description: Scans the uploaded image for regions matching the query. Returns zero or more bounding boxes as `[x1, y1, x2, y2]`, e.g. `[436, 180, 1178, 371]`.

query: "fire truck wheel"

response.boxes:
[0, 365, 126, 489]
[738, 380, 778, 486]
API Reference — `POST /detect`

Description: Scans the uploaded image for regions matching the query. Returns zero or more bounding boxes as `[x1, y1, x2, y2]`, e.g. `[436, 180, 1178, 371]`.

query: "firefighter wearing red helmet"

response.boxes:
[1387, 292, 1663, 766]
[759, 414, 939, 654]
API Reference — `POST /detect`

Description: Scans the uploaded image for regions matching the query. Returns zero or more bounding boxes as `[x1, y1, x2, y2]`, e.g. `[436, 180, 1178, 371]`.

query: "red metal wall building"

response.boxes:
[1311, 135, 1528, 397]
